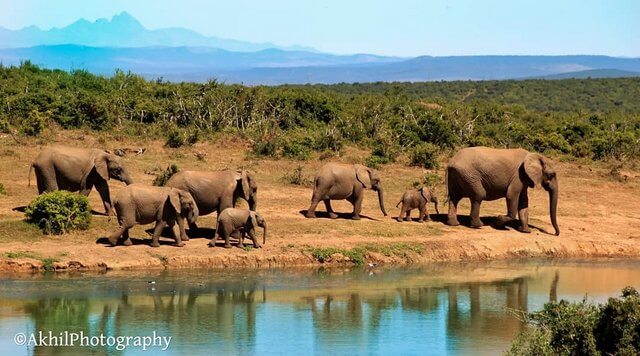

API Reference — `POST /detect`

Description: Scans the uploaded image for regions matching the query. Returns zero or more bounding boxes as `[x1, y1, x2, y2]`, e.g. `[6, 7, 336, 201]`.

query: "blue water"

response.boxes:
[1, 260, 639, 355]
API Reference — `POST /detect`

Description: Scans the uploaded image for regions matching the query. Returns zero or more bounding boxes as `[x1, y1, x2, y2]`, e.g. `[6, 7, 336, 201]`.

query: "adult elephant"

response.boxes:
[305, 163, 387, 220]
[165, 169, 257, 230]
[446, 147, 559, 235]
[29, 146, 134, 215]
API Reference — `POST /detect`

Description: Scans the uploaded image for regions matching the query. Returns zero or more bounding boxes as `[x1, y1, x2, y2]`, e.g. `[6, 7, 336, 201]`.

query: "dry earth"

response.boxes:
[1, 130, 639, 271]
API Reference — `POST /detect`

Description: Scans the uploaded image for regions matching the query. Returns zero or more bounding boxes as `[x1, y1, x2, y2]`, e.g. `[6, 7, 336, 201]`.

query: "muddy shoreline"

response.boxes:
[2, 232, 639, 272]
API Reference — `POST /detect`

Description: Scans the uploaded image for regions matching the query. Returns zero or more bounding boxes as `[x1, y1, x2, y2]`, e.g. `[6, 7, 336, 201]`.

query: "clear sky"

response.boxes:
[2, 0, 638, 57]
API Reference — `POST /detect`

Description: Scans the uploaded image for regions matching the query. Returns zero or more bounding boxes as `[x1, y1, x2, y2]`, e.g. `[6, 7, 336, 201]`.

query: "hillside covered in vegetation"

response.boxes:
[1, 62, 639, 166]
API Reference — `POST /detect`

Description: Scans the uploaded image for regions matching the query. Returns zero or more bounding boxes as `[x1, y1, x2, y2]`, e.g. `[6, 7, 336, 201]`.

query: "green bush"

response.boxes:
[280, 133, 313, 160]
[509, 287, 640, 355]
[25, 191, 91, 235]
[409, 142, 440, 169]
[152, 164, 180, 186]
[0, 183, 6, 195]
[412, 172, 442, 188]
[165, 128, 199, 148]
[21, 110, 46, 136]
[282, 165, 313, 186]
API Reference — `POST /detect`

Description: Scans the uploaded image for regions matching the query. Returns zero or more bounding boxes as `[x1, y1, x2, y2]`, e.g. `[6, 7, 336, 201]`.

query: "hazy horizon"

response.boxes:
[1, 0, 638, 57]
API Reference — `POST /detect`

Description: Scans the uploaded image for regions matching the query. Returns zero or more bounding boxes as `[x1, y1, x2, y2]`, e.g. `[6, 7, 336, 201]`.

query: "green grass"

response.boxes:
[308, 242, 425, 266]
[4, 251, 62, 271]
[0, 220, 45, 243]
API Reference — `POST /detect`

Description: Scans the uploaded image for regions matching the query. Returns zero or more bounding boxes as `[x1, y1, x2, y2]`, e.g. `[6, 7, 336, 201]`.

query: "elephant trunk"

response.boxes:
[548, 180, 560, 236]
[249, 194, 257, 211]
[122, 172, 134, 185]
[377, 188, 387, 216]
[262, 223, 267, 245]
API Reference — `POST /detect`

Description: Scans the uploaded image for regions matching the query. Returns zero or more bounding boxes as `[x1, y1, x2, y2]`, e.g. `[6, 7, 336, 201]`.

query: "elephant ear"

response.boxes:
[235, 170, 252, 201]
[524, 153, 544, 188]
[80, 151, 108, 191]
[94, 155, 110, 181]
[419, 187, 430, 201]
[355, 165, 372, 189]
[168, 189, 182, 215]
[249, 211, 258, 228]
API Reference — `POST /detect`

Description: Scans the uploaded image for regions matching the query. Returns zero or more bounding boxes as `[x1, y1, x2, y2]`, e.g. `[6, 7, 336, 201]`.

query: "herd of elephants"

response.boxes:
[28, 145, 560, 248]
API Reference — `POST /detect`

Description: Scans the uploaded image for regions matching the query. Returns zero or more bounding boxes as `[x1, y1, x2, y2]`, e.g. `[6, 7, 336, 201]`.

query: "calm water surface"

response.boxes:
[1, 259, 640, 355]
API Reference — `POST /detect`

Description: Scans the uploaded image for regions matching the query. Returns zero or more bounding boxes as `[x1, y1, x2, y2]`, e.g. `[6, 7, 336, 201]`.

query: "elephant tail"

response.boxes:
[28, 163, 34, 187]
[395, 199, 402, 208]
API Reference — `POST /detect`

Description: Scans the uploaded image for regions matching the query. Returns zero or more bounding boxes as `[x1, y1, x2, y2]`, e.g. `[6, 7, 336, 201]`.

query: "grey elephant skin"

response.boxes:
[29, 146, 133, 215]
[306, 163, 387, 220]
[446, 147, 560, 235]
[166, 170, 257, 230]
[108, 184, 199, 247]
[396, 187, 439, 222]
[209, 208, 267, 249]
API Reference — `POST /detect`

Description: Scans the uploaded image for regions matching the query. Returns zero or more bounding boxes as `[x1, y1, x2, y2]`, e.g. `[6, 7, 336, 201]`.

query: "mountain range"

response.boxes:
[0, 12, 639, 84]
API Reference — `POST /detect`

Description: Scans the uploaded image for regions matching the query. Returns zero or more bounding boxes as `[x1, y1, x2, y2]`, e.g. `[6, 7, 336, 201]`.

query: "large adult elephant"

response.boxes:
[446, 147, 559, 235]
[305, 163, 387, 220]
[165, 169, 257, 230]
[29, 146, 134, 215]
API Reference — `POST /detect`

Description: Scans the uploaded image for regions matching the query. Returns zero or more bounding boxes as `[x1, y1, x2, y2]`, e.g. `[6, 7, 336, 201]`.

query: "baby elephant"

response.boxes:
[108, 184, 199, 247]
[209, 208, 267, 249]
[396, 187, 439, 222]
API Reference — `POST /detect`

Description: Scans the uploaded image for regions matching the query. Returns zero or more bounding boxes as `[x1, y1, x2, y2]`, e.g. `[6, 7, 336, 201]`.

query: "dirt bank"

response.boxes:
[1, 132, 639, 272]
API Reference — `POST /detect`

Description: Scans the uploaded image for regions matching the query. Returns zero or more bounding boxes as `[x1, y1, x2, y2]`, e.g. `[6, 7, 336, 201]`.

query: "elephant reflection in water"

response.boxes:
[110, 285, 263, 353]
[446, 278, 529, 350]
[24, 285, 264, 354]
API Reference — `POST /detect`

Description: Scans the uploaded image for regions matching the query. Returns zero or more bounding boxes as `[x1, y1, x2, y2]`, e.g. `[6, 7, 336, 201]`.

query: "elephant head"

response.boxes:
[420, 187, 440, 215]
[82, 151, 133, 190]
[236, 170, 258, 210]
[169, 189, 199, 224]
[249, 211, 267, 244]
[523, 153, 559, 236]
[355, 165, 388, 216]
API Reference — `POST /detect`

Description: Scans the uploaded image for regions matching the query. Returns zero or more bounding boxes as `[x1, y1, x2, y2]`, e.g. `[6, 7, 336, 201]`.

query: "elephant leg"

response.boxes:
[121, 229, 132, 246]
[470, 199, 483, 228]
[95, 181, 112, 216]
[422, 206, 430, 222]
[248, 229, 261, 248]
[171, 221, 185, 247]
[177, 217, 189, 242]
[306, 189, 324, 218]
[237, 230, 246, 249]
[151, 221, 167, 247]
[397, 204, 406, 222]
[223, 231, 232, 248]
[323, 199, 338, 219]
[37, 167, 58, 193]
[352, 194, 363, 220]
[405, 209, 412, 221]
[108, 225, 129, 246]
[447, 198, 461, 226]
[517, 190, 531, 233]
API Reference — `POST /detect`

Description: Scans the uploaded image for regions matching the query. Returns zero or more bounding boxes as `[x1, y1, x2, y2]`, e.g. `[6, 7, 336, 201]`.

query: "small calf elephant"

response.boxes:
[209, 208, 267, 249]
[396, 187, 440, 222]
[108, 184, 199, 247]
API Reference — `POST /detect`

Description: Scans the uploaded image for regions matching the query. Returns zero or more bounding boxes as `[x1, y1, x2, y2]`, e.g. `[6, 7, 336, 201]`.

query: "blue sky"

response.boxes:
[2, 0, 638, 56]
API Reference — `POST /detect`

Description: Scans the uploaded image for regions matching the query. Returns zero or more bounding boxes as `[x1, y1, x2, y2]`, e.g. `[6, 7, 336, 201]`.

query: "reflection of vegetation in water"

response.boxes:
[11, 264, 627, 354]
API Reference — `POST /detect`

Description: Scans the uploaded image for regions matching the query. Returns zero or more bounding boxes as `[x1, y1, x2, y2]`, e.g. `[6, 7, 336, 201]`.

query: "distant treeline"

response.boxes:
[1, 62, 639, 166]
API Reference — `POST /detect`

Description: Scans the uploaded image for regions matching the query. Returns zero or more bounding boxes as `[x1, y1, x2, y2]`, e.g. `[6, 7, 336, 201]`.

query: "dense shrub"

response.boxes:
[282, 165, 313, 186]
[152, 164, 180, 186]
[508, 287, 640, 355]
[25, 191, 91, 235]
[21, 110, 46, 136]
[409, 142, 440, 169]
[2, 63, 640, 163]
